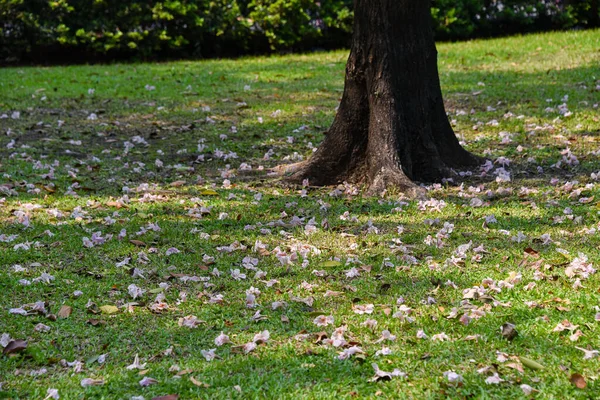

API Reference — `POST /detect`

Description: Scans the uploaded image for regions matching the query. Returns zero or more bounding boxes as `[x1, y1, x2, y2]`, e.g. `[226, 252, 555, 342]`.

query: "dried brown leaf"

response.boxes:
[3, 339, 27, 355]
[570, 373, 586, 389]
[176, 369, 193, 376]
[189, 376, 210, 387]
[524, 247, 539, 257]
[505, 362, 524, 373]
[501, 323, 518, 341]
[314, 331, 328, 344]
[58, 305, 73, 319]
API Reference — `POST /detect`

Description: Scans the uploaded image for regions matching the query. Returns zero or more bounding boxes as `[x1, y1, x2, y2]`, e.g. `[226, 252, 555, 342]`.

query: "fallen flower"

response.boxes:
[361, 319, 378, 329]
[352, 304, 374, 314]
[34, 323, 51, 332]
[242, 342, 257, 353]
[165, 247, 180, 256]
[338, 346, 365, 360]
[443, 370, 463, 383]
[178, 315, 203, 328]
[139, 377, 158, 387]
[485, 373, 504, 384]
[126, 354, 147, 370]
[128, 284, 145, 299]
[520, 384, 536, 395]
[215, 332, 231, 346]
[431, 332, 450, 341]
[201, 348, 218, 361]
[374, 330, 397, 343]
[313, 315, 334, 327]
[375, 347, 392, 356]
[0, 333, 11, 347]
[575, 346, 599, 360]
[44, 388, 59, 400]
[250, 310, 267, 321]
[80, 378, 104, 387]
[253, 330, 270, 344]
[369, 363, 406, 382]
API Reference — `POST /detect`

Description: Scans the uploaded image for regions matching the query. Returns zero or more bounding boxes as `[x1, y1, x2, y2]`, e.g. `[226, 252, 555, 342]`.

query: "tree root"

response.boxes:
[270, 161, 307, 179]
[366, 166, 427, 199]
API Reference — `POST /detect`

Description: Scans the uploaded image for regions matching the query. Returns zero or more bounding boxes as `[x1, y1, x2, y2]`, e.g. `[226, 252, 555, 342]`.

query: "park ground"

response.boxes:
[0, 29, 599, 399]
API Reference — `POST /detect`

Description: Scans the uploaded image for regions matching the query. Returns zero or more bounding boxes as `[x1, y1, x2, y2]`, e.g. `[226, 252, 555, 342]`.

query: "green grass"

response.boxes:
[0, 29, 599, 399]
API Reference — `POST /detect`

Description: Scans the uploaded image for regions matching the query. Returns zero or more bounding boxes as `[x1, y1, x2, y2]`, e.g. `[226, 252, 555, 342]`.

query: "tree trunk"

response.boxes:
[590, 0, 600, 28]
[277, 0, 481, 196]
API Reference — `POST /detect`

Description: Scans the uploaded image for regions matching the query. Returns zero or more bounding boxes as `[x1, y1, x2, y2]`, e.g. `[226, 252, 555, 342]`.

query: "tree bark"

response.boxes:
[590, 0, 600, 28]
[277, 0, 481, 196]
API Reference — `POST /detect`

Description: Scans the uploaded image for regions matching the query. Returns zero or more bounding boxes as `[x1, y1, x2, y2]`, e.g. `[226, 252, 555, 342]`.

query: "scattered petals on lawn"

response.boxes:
[1, 32, 599, 398]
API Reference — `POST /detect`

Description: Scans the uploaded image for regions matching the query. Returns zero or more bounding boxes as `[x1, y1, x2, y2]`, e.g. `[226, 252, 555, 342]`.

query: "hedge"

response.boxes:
[1, 0, 598, 64]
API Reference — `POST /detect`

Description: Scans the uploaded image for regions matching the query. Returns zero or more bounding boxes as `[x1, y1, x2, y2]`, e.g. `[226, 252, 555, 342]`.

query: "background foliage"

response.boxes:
[1, 0, 598, 64]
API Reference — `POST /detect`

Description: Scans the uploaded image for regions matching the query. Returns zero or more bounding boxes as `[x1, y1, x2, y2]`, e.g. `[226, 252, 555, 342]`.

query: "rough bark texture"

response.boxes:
[279, 0, 481, 196]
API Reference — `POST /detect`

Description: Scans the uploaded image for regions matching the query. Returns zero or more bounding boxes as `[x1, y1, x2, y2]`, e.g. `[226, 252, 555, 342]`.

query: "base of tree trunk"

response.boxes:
[274, 150, 481, 199]
[273, 0, 484, 197]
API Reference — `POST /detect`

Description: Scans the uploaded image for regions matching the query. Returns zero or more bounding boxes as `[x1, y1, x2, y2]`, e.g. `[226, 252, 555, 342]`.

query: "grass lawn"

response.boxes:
[0, 29, 599, 399]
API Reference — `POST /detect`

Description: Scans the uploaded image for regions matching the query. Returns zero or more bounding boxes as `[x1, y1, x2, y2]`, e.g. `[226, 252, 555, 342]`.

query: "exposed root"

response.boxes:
[271, 162, 308, 180]
[274, 157, 353, 187]
[366, 166, 427, 199]
[273, 161, 429, 199]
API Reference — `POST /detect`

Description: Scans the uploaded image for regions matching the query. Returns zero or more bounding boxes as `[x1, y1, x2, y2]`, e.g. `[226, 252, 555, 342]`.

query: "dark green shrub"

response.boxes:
[0, 0, 597, 64]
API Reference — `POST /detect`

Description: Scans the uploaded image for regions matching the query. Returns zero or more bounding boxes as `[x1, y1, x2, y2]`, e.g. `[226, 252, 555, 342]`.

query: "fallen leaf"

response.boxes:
[505, 362, 524, 373]
[570, 373, 586, 389]
[152, 395, 179, 400]
[57, 305, 72, 319]
[176, 369, 193, 376]
[500, 323, 518, 341]
[320, 260, 342, 268]
[524, 247, 539, 257]
[3, 339, 27, 355]
[200, 189, 218, 196]
[100, 305, 119, 315]
[170, 180, 186, 187]
[129, 240, 147, 247]
[519, 356, 544, 370]
[314, 331, 328, 344]
[107, 201, 128, 208]
[189, 376, 209, 387]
